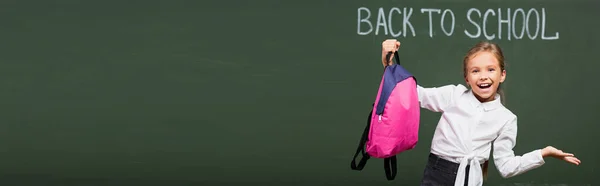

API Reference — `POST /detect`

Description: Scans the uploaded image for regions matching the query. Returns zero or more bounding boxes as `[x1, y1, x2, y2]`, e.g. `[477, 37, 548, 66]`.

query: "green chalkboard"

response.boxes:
[0, 0, 597, 185]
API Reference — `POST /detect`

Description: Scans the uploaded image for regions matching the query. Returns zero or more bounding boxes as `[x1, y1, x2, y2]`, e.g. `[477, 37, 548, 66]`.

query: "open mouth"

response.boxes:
[477, 83, 492, 89]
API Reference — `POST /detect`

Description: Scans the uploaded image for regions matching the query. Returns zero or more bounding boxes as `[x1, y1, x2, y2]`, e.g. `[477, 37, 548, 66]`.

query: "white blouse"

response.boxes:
[417, 84, 545, 186]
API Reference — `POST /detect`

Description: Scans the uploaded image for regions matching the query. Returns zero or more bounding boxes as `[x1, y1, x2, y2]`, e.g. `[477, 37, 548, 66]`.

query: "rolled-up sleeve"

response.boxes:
[493, 117, 545, 178]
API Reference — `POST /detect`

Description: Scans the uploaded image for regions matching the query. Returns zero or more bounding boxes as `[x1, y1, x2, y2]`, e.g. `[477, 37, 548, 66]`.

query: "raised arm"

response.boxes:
[417, 84, 459, 112]
[380, 39, 458, 112]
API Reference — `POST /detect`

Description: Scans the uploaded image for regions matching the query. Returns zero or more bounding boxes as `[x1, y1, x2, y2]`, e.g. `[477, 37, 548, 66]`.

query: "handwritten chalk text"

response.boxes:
[357, 7, 559, 40]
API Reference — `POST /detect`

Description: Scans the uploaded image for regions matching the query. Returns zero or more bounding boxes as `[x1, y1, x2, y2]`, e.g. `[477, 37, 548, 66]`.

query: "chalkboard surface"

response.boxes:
[0, 0, 597, 185]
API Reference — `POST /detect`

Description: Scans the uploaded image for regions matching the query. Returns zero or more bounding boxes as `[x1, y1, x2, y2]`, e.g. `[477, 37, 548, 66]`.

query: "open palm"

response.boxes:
[542, 146, 581, 165]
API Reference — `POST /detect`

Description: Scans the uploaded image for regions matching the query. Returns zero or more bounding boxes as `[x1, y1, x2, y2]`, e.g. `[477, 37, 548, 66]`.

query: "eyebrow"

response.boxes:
[469, 65, 498, 70]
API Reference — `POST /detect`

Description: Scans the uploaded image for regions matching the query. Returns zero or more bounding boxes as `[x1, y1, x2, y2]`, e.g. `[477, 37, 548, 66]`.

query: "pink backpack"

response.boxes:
[350, 51, 420, 180]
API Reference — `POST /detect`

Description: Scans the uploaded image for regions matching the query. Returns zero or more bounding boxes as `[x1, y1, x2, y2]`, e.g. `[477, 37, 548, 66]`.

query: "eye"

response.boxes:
[472, 69, 479, 73]
[488, 68, 495, 72]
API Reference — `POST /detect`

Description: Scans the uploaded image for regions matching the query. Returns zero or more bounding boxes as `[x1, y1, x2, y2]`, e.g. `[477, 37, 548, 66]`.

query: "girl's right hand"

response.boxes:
[381, 39, 401, 67]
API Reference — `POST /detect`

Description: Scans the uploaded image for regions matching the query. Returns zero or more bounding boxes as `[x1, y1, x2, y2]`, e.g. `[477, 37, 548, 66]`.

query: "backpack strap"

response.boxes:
[350, 105, 398, 181]
[384, 51, 401, 68]
[384, 156, 398, 180]
[350, 106, 373, 170]
[382, 53, 400, 180]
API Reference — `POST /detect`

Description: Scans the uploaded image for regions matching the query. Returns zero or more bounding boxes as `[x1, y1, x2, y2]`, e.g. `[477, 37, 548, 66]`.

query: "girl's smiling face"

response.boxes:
[464, 51, 506, 103]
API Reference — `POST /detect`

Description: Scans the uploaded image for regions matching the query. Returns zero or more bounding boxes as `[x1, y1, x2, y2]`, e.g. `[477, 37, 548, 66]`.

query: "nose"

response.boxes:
[479, 74, 489, 81]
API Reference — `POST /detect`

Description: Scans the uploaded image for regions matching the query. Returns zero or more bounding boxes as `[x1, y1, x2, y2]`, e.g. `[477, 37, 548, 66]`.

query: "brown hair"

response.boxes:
[463, 41, 506, 105]
[462, 41, 507, 180]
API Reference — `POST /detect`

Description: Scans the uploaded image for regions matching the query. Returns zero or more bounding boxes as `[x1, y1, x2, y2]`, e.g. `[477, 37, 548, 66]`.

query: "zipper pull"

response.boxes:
[378, 115, 382, 121]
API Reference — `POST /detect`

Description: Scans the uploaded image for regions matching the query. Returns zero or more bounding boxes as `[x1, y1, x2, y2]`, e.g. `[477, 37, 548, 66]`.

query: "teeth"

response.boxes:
[479, 83, 489, 86]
